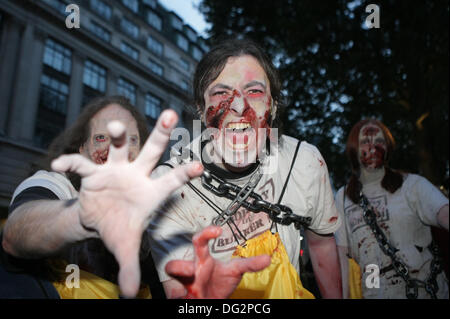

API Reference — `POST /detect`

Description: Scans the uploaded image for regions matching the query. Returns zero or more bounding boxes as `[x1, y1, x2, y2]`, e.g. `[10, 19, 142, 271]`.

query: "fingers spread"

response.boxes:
[229, 254, 271, 275]
[192, 225, 222, 262]
[152, 162, 203, 199]
[133, 109, 178, 175]
[51, 154, 97, 177]
[107, 121, 129, 163]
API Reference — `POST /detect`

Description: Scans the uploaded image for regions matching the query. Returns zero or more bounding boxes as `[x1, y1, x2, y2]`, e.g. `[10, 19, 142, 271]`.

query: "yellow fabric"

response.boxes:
[51, 260, 151, 299]
[348, 258, 363, 299]
[230, 230, 315, 299]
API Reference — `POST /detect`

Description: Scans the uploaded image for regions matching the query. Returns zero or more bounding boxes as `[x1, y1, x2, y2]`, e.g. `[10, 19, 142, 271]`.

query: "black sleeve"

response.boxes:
[8, 187, 59, 216]
[1, 187, 63, 294]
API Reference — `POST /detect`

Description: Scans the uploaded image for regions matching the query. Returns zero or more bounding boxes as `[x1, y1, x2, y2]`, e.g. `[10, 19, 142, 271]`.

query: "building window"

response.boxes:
[120, 42, 139, 60]
[176, 34, 189, 52]
[121, 18, 139, 39]
[142, 0, 157, 9]
[147, 36, 163, 56]
[179, 80, 189, 92]
[199, 40, 209, 53]
[88, 21, 111, 42]
[180, 58, 190, 72]
[145, 93, 162, 119]
[185, 28, 197, 42]
[42, 0, 68, 16]
[192, 46, 203, 61]
[147, 10, 162, 31]
[171, 15, 183, 31]
[83, 60, 106, 92]
[43, 38, 72, 74]
[82, 88, 103, 109]
[148, 59, 163, 76]
[90, 0, 112, 20]
[34, 74, 69, 148]
[39, 74, 69, 114]
[117, 77, 136, 104]
[122, 0, 138, 13]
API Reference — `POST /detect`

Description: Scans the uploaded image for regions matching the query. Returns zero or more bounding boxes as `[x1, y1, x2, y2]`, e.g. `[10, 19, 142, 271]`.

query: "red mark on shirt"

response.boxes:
[329, 216, 338, 223]
[318, 159, 324, 167]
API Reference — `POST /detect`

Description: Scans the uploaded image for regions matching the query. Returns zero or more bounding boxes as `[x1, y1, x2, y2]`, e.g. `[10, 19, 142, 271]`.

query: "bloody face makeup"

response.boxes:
[203, 55, 273, 170]
[80, 104, 140, 164]
[358, 123, 387, 170]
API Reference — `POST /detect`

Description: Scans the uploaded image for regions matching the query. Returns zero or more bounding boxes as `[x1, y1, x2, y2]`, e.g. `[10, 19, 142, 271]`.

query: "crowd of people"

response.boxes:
[0, 38, 448, 299]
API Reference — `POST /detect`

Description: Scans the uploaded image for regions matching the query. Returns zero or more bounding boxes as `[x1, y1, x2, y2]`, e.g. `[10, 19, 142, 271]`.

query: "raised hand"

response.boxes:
[51, 110, 203, 298]
[165, 225, 271, 299]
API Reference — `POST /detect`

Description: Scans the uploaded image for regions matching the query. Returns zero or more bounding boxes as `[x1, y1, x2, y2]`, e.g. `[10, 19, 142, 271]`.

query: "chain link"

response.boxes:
[359, 191, 442, 299]
[173, 147, 311, 229]
[201, 170, 311, 230]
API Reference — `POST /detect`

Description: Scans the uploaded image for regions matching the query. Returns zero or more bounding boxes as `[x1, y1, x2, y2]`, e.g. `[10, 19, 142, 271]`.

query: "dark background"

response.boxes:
[199, 0, 449, 192]
[197, 0, 449, 283]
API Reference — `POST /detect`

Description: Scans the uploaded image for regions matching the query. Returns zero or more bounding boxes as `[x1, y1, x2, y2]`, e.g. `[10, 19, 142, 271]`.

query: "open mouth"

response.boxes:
[224, 122, 254, 150]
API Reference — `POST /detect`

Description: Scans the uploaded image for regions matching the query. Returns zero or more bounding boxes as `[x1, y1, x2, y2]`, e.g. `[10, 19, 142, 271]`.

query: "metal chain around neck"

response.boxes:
[358, 191, 442, 299]
[201, 168, 312, 230]
[173, 146, 312, 230]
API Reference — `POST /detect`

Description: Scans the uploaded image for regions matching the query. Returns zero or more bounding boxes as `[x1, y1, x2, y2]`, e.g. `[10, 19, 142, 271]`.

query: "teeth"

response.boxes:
[227, 122, 251, 130]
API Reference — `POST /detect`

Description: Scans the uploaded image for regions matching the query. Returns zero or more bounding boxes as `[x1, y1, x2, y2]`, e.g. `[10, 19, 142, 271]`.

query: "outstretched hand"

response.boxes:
[165, 226, 271, 299]
[51, 110, 203, 298]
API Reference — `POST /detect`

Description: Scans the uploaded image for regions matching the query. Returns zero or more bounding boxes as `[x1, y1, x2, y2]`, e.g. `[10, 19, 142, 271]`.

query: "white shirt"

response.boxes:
[335, 173, 449, 298]
[147, 135, 341, 282]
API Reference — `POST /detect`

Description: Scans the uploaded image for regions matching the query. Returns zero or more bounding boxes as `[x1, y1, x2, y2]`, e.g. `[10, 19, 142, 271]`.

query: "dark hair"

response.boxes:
[45, 95, 149, 190]
[193, 38, 283, 127]
[345, 119, 403, 203]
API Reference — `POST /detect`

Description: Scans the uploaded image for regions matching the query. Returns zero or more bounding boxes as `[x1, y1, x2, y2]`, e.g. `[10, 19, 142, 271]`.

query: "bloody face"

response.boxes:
[358, 123, 387, 170]
[80, 104, 140, 164]
[203, 55, 273, 170]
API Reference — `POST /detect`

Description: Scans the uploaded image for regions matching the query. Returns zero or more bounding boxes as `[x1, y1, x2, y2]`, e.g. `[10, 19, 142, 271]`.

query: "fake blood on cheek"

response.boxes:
[205, 90, 240, 129]
[92, 148, 109, 164]
[205, 90, 271, 132]
[360, 145, 386, 168]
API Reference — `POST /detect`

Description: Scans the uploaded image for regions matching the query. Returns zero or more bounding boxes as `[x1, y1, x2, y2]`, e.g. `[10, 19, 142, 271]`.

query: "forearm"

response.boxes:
[2, 199, 94, 258]
[337, 245, 350, 299]
[306, 230, 342, 298]
[437, 204, 449, 231]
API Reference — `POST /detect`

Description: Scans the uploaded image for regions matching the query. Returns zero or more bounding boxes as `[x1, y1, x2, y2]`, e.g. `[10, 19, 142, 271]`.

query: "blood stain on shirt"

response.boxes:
[329, 216, 338, 223]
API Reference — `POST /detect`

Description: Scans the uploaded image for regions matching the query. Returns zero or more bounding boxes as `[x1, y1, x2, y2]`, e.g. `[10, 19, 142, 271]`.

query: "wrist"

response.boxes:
[65, 199, 98, 240]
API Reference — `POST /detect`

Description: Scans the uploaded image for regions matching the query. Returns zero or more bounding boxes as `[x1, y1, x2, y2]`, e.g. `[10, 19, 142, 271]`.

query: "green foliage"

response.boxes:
[199, 0, 449, 189]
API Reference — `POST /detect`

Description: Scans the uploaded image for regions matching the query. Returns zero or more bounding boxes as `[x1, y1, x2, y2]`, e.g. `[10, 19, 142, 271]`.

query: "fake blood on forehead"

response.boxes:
[362, 126, 380, 137]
